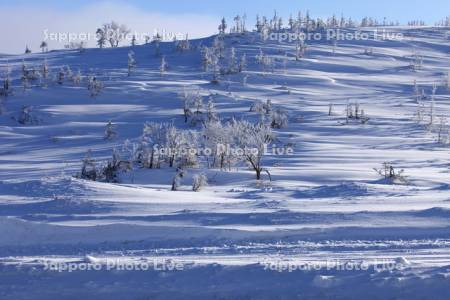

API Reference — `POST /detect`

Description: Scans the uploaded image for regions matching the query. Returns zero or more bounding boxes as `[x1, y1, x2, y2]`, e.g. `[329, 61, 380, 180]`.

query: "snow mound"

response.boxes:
[294, 182, 369, 199]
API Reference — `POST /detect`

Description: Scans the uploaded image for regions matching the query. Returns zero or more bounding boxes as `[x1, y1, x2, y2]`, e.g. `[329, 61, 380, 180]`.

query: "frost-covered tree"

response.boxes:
[87, 75, 103, 97]
[295, 40, 307, 60]
[18, 106, 35, 124]
[176, 34, 191, 52]
[202, 121, 235, 169]
[191, 92, 204, 126]
[182, 88, 202, 123]
[96, 28, 107, 48]
[81, 150, 97, 181]
[410, 51, 423, 71]
[128, 50, 136, 76]
[218, 17, 227, 34]
[201, 45, 221, 83]
[57, 67, 65, 84]
[65, 65, 73, 79]
[1, 64, 12, 97]
[201, 47, 211, 71]
[72, 69, 82, 85]
[430, 84, 437, 125]
[437, 116, 449, 144]
[100, 21, 130, 48]
[270, 109, 289, 128]
[192, 174, 208, 191]
[160, 55, 167, 75]
[102, 149, 120, 183]
[233, 120, 273, 180]
[165, 125, 181, 168]
[228, 47, 238, 74]
[256, 49, 274, 73]
[239, 53, 247, 72]
[153, 32, 162, 56]
[42, 59, 49, 81]
[171, 167, 185, 191]
[140, 122, 168, 168]
[201, 46, 214, 72]
[40, 41, 48, 53]
[413, 79, 420, 102]
[213, 36, 225, 59]
[211, 54, 220, 84]
[178, 130, 199, 168]
[206, 98, 219, 123]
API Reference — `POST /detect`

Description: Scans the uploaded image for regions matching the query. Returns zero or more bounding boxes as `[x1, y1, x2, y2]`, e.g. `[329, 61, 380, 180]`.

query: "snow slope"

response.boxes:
[1, 27, 450, 299]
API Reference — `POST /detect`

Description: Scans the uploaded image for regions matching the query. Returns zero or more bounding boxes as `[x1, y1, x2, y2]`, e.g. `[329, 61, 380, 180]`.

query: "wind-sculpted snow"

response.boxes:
[1, 27, 450, 298]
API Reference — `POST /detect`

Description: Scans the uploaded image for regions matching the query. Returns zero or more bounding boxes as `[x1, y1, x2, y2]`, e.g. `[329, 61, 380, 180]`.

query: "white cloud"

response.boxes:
[0, 2, 219, 54]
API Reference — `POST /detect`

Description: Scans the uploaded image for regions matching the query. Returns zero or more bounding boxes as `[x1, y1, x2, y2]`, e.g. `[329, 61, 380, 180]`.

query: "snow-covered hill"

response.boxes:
[1, 27, 450, 299]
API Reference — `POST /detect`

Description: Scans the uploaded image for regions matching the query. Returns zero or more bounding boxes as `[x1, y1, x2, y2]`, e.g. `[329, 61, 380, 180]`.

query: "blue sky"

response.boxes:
[2, 0, 450, 23]
[1, 0, 450, 53]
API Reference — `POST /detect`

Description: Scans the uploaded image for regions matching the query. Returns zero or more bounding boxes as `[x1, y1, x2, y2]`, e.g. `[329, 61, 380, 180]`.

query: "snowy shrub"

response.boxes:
[206, 98, 219, 123]
[270, 109, 289, 129]
[364, 47, 373, 55]
[437, 116, 450, 144]
[250, 99, 272, 114]
[100, 148, 133, 183]
[153, 33, 162, 56]
[190, 93, 205, 126]
[409, 52, 423, 71]
[175, 34, 190, 52]
[250, 100, 265, 113]
[18, 106, 37, 125]
[344, 102, 369, 124]
[80, 150, 97, 181]
[88, 76, 103, 97]
[295, 40, 307, 60]
[97, 21, 130, 48]
[182, 88, 203, 123]
[374, 162, 408, 184]
[177, 130, 199, 168]
[64, 65, 73, 79]
[202, 121, 237, 170]
[227, 47, 238, 74]
[0, 75, 11, 97]
[201, 46, 212, 72]
[239, 53, 247, 72]
[140, 122, 199, 169]
[171, 168, 185, 191]
[21, 61, 39, 81]
[72, 69, 82, 85]
[413, 80, 421, 103]
[202, 43, 222, 83]
[211, 55, 221, 84]
[57, 67, 65, 84]
[192, 174, 208, 192]
[256, 50, 274, 73]
[104, 120, 117, 140]
[414, 102, 426, 123]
